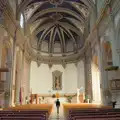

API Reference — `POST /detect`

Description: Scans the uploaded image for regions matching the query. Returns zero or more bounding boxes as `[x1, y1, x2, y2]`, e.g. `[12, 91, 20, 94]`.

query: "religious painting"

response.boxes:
[110, 79, 120, 90]
[103, 41, 113, 65]
[52, 70, 62, 90]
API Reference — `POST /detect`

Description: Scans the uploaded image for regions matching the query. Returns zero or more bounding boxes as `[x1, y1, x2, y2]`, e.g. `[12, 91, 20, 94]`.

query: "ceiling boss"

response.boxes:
[49, 0, 64, 6]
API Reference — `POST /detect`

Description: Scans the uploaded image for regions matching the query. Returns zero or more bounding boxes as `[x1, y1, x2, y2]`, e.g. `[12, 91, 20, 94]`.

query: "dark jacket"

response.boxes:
[56, 100, 60, 107]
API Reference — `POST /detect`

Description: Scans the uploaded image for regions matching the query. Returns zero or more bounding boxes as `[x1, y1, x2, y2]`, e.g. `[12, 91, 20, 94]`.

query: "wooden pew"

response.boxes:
[68, 108, 120, 120]
[1, 104, 53, 120]
[63, 103, 112, 118]
[73, 114, 120, 120]
[0, 116, 45, 120]
[0, 111, 47, 120]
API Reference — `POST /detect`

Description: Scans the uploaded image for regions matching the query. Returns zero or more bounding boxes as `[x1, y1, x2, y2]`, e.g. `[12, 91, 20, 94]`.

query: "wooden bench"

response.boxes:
[68, 108, 120, 120]
[1, 104, 53, 120]
[0, 116, 45, 120]
[0, 110, 49, 120]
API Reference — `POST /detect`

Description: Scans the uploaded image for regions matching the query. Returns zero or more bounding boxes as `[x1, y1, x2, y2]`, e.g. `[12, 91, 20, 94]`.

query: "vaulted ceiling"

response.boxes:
[18, 0, 95, 65]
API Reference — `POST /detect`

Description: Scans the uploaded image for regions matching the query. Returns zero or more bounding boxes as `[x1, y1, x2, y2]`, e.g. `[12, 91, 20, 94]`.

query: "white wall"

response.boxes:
[77, 60, 85, 89]
[30, 62, 65, 94]
[30, 62, 83, 94]
[64, 64, 77, 93]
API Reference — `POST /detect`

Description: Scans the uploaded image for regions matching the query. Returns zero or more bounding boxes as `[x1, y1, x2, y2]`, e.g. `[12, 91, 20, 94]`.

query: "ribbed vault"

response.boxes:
[18, 0, 95, 65]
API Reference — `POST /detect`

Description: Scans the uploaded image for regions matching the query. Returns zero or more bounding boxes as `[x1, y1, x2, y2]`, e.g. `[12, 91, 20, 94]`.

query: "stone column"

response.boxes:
[20, 49, 25, 105]
[84, 46, 93, 101]
[5, 60, 12, 107]
[96, 36, 105, 104]
[15, 69, 21, 105]
[10, 47, 17, 106]
[109, 15, 120, 67]
[21, 50, 31, 104]
[0, 36, 3, 67]
[10, 29, 18, 106]
[108, 14, 120, 107]
[27, 61, 31, 101]
[117, 49, 120, 65]
[96, 34, 110, 105]
[15, 48, 22, 105]
[96, 42, 101, 100]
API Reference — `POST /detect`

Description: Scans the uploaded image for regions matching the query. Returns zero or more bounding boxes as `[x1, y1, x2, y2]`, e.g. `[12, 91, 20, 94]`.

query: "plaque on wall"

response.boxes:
[52, 70, 62, 90]
[110, 79, 120, 90]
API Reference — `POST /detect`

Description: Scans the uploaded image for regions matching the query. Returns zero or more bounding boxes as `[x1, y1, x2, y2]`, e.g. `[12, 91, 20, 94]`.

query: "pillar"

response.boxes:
[0, 36, 3, 67]
[15, 48, 22, 105]
[5, 60, 12, 107]
[109, 15, 120, 67]
[84, 46, 93, 101]
[10, 31, 17, 106]
[20, 49, 25, 104]
[96, 33, 110, 105]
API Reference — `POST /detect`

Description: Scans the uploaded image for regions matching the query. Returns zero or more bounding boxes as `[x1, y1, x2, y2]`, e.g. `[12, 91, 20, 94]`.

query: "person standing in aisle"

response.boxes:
[56, 99, 60, 115]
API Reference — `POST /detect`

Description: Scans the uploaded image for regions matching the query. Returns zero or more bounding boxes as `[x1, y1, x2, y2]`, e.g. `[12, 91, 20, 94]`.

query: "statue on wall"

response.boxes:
[52, 70, 62, 90]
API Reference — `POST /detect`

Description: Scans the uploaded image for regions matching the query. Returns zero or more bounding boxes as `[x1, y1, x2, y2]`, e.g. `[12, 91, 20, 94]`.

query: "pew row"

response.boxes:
[63, 103, 112, 117]
[0, 104, 53, 120]
[68, 108, 120, 120]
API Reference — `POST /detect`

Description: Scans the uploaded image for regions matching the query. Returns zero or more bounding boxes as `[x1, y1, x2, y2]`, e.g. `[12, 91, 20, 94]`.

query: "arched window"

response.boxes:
[20, 13, 24, 28]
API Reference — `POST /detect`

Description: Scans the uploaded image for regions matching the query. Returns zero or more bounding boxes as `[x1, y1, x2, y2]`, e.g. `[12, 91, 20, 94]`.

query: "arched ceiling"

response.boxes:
[18, 0, 95, 65]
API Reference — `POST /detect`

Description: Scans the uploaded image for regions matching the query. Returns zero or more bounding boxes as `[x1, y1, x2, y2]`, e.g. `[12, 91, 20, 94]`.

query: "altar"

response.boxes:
[29, 92, 85, 105]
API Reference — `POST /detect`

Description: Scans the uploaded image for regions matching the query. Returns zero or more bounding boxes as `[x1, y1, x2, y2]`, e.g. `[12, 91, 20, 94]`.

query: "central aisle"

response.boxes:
[49, 98, 66, 120]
